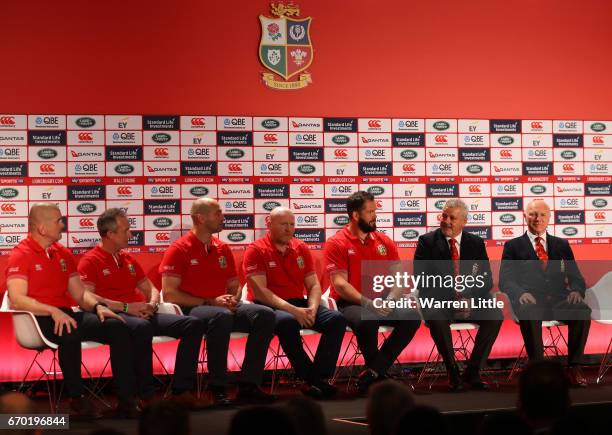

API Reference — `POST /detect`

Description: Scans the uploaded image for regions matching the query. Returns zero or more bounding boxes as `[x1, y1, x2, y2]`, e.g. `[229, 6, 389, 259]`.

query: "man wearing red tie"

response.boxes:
[500, 199, 591, 387]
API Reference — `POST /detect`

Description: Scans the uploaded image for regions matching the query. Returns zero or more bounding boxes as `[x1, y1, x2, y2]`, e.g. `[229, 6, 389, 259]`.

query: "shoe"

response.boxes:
[137, 395, 158, 411]
[105, 399, 140, 419]
[567, 366, 588, 388]
[357, 369, 380, 394]
[171, 391, 211, 410]
[69, 396, 102, 420]
[462, 368, 490, 390]
[312, 380, 337, 399]
[300, 383, 324, 399]
[236, 384, 277, 404]
[207, 385, 233, 406]
[448, 365, 465, 392]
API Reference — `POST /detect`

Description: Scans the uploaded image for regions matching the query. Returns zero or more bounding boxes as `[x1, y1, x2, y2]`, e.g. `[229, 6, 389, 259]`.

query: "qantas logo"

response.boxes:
[368, 120, 382, 128]
[375, 200, 383, 209]
[1, 204, 16, 212]
[0, 116, 16, 125]
[78, 132, 93, 141]
[191, 117, 206, 126]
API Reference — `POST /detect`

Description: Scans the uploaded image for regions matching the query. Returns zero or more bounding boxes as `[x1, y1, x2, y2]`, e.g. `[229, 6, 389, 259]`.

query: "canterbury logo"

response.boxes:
[594, 212, 606, 219]
[502, 228, 514, 236]
[334, 149, 348, 157]
[78, 133, 93, 141]
[402, 164, 415, 171]
[531, 121, 543, 129]
[469, 185, 481, 193]
[228, 164, 242, 171]
[264, 134, 277, 141]
[1, 204, 16, 212]
[116, 186, 132, 195]
[434, 135, 447, 143]
[499, 150, 513, 157]
[368, 120, 382, 128]
[156, 233, 170, 241]
[300, 186, 313, 194]
[593, 136, 604, 144]
[79, 218, 94, 227]
[191, 117, 206, 126]
[39, 164, 55, 172]
[563, 164, 574, 171]
[0, 116, 15, 125]
[154, 148, 169, 156]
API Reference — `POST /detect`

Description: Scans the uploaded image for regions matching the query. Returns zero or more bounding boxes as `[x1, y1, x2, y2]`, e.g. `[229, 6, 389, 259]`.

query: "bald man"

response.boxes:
[5, 203, 138, 418]
[500, 199, 591, 387]
[244, 208, 347, 399]
[160, 198, 276, 404]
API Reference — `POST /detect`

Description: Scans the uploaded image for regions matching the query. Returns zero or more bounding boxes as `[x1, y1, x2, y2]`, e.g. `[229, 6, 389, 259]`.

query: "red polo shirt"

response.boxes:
[78, 245, 147, 303]
[243, 233, 315, 301]
[5, 236, 76, 308]
[159, 232, 237, 299]
[324, 226, 399, 301]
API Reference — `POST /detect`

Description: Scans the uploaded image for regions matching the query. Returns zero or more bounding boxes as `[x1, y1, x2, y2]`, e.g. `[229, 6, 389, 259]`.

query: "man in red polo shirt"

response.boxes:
[325, 191, 421, 393]
[160, 198, 276, 404]
[5, 203, 135, 418]
[244, 207, 347, 399]
[78, 208, 206, 409]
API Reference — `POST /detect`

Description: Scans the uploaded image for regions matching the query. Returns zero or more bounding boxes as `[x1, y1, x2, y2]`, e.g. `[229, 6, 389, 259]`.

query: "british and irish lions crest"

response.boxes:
[259, 3, 313, 89]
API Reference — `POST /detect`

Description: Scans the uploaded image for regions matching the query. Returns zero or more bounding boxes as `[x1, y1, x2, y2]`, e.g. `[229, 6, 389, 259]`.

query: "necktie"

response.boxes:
[449, 238, 460, 276]
[535, 236, 548, 268]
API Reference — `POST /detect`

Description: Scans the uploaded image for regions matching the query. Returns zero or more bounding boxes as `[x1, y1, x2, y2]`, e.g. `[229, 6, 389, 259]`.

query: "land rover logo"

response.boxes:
[591, 122, 606, 132]
[263, 201, 281, 211]
[466, 164, 483, 174]
[225, 148, 244, 159]
[435, 200, 446, 210]
[298, 164, 315, 174]
[400, 150, 417, 160]
[433, 121, 450, 131]
[530, 185, 546, 194]
[190, 186, 209, 197]
[562, 227, 578, 236]
[500, 213, 516, 223]
[153, 217, 172, 228]
[498, 136, 514, 145]
[561, 150, 576, 159]
[367, 186, 385, 196]
[77, 203, 97, 214]
[76, 117, 96, 128]
[37, 148, 57, 159]
[227, 232, 246, 242]
[402, 229, 419, 239]
[261, 119, 280, 129]
[593, 199, 608, 208]
[152, 133, 171, 144]
[115, 164, 134, 174]
[0, 188, 18, 199]
[332, 135, 349, 145]
[333, 216, 349, 226]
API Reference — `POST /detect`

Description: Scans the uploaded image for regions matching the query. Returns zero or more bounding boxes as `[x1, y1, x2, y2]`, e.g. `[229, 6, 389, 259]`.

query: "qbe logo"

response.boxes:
[29, 115, 65, 129]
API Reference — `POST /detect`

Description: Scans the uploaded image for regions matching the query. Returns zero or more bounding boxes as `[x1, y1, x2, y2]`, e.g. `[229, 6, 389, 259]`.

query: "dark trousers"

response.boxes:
[515, 299, 591, 365]
[184, 302, 275, 387]
[117, 312, 204, 397]
[339, 303, 421, 375]
[262, 298, 347, 383]
[37, 309, 135, 400]
[422, 303, 503, 372]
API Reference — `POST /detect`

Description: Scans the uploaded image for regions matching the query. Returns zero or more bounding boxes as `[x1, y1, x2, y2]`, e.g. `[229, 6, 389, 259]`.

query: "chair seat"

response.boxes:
[450, 322, 479, 331]
[300, 329, 318, 336]
[152, 336, 176, 344]
[230, 332, 249, 339]
[594, 319, 612, 325]
[378, 326, 395, 333]
[542, 320, 565, 327]
[81, 341, 105, 350]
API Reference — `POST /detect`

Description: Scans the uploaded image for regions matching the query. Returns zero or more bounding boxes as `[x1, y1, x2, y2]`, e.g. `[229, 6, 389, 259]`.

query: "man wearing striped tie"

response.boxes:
[500, 199, 591, 387]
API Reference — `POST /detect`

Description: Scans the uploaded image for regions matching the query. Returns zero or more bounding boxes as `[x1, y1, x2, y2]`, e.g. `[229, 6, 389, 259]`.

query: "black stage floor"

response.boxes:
[15, 369, 611, 435]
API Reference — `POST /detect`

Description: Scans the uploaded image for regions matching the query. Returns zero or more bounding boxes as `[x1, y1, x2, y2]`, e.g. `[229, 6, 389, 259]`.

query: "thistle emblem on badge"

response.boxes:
[259, 2, 313, 89]
[219, 256, 227, 269]
[297, 256, 305, 269]
[59, 259, 67, 272]
[377, 245, 387, 256]
[128, 264, 136, 275]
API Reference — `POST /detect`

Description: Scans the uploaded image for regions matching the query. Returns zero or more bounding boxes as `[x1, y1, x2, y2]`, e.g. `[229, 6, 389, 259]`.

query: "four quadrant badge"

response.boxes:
[259, 2, 313, 90]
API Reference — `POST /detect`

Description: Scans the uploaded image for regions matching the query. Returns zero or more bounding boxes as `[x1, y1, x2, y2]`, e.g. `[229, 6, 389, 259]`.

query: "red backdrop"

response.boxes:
[1, 0, 611, 381]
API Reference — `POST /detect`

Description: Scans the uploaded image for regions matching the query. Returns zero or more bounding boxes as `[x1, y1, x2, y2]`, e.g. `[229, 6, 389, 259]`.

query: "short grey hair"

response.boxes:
[443, 199, 468, 218]
[97, 208, 127, 237]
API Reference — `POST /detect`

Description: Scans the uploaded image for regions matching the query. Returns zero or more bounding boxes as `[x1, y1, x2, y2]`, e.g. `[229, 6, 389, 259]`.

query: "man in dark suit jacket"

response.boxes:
[499, 199, 590, 387]
[414, 199, 503, 391]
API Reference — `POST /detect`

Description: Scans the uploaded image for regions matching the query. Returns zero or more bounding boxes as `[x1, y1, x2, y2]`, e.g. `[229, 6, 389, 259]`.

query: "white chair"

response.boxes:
[585, 271, 612, 384]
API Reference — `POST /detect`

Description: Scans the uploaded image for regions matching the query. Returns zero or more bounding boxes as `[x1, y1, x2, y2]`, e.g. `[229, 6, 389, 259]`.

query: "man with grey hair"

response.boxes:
[244, 207, 347, 399]
[5, 203, 135, 418]
[78, 208, 206, 409]
[414, 199, 502, 391]
[160, 198, 276, 404]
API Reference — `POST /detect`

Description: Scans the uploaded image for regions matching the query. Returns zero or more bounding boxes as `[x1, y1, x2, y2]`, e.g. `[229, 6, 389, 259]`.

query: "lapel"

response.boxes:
[459, 231, 471, 260]
[521, 233, 539, 260]
[434, 229, 451, 260]
[545, 233, 559, 260]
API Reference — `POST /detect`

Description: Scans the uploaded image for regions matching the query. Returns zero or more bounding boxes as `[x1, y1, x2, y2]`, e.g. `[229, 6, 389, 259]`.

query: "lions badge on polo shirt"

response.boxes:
[59, 259, 67, 272]
[128, 263, 136, 275]
[377, 244, 387, 256]
[218, 256, 227, 269]
[296, 256, 305, 269]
